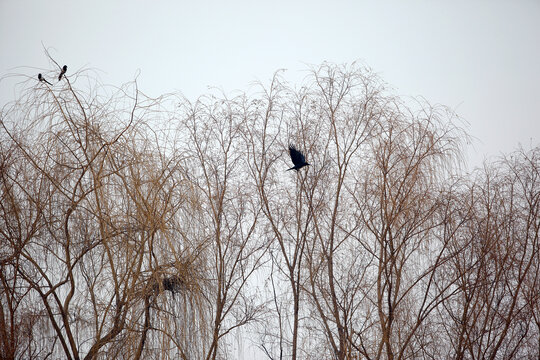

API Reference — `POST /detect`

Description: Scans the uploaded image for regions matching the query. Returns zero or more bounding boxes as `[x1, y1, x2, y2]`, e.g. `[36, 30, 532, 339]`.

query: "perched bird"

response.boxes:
[287, 144, 310, 171]
[58, 65, 67, 80]
[37, 73, 52, 85]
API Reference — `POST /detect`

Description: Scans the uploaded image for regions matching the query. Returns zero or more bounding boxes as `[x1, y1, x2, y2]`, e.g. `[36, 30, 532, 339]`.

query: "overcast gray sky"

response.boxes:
[1, 0, 539, 169]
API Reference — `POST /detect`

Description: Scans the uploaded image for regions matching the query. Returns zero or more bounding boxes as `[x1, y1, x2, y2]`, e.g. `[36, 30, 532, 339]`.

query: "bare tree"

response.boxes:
[242, 72, 309, 359]
[177, 92, 268, 360]
[0, 65, 204, 359]
[1, 59, 538, 360]
[440, 147, 540, 359]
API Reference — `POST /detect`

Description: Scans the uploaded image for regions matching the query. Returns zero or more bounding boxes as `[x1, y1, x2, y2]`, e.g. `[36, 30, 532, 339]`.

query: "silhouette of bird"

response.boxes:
[37, 73, 52, 85]
[58, 65, 67, 80]
[287, 145, 310, 171]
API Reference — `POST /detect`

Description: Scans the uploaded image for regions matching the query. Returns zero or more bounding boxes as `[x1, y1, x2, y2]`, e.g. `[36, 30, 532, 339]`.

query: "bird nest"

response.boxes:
[135, 261, 197, 300]
[154, 274, 184, 294]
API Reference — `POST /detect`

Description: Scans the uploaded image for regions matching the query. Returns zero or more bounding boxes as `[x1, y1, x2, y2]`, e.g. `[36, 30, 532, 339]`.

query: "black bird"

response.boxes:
[287, 145, 310, 171]
[58, 65, 67, 80]
[38, 73, 52, 85]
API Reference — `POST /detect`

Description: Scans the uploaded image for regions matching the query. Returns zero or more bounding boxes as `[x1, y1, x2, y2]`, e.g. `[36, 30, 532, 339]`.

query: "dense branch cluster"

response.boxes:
[1, 62, 538, 359]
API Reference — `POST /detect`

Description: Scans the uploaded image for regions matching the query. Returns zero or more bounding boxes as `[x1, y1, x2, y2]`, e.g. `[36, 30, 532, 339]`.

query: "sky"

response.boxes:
[1, 0, 539, 170]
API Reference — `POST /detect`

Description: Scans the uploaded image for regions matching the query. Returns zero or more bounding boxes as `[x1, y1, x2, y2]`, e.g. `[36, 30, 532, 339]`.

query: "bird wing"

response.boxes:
[289, 145, 306, 166]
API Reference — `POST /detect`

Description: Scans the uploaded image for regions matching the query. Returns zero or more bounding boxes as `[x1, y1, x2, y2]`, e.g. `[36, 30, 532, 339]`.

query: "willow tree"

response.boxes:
[439, 148, 540, 359]
[2, 60, 538, 360]
[244, 63, 467, 359]
[0, 67, 206, 359]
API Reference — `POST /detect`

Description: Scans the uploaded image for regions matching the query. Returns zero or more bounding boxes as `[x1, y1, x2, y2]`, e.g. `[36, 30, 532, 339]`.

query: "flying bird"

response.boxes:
[287, 145, 310, 171]
[37, 73, 52, 85]
[58, 65, 67, 80]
